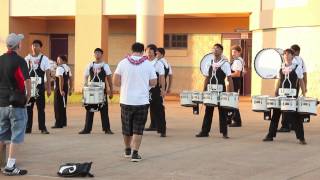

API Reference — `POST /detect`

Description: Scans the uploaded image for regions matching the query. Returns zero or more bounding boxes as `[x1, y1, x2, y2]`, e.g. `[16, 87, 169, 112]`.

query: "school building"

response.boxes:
[0, 0, 319, 98]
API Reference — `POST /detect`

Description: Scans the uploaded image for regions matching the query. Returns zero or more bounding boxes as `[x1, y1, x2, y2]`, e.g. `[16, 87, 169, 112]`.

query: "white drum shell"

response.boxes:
[30, 77, 41, 98]
[252, 95, 269, 112]
[180, 91, 196, 107]
[83, 86, 105, 105]
[281, 98, 297, 112]
[267, 97, 281, 109]
[192, 91, 203, 103]
[297, 97, 318, 115]
[220, 92, 239, 109]
[203, 91, 219, 106]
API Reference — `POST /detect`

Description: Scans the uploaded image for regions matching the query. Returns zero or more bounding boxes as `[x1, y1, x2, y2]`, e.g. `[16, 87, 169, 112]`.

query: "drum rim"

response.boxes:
[254, 48, 283, 79]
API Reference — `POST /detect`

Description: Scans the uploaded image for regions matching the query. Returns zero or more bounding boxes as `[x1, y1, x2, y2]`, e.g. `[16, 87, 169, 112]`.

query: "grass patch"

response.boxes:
[45, 92, 120, 104]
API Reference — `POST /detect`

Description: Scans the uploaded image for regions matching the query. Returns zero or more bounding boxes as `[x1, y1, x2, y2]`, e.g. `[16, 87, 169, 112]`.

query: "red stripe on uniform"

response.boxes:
[14, 67, 25, 92]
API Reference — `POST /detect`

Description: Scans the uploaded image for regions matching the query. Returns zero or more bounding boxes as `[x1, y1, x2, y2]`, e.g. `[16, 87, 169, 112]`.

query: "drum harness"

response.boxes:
[26, 64, 42, 106]
[83, 70, 106, 112]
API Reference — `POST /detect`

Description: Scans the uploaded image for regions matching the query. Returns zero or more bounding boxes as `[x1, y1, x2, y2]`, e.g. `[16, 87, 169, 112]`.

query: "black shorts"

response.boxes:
[120, 104, 149, 136]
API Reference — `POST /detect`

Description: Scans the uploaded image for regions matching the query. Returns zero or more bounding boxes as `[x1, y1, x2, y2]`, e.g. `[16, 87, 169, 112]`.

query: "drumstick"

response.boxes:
[63, 96, 66, 108]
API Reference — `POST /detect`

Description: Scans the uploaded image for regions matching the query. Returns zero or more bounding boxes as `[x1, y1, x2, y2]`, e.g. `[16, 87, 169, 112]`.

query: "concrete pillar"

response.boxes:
[0, 0, 10, 53]
[136, 0, 164, 46]
[74, 0, 109, 92]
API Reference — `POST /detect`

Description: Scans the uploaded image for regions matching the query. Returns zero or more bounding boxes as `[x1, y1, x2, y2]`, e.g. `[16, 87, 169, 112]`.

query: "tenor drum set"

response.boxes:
[180, 53, 239, 114]
[252, 48, 319, 121]
[83, 76, 106, 112]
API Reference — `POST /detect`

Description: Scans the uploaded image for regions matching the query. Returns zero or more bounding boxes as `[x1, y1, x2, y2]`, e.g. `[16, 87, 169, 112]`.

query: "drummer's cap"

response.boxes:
[6, 33, 24, 49]
[213, 43, 223, 51]
[132, 42, 144, 53]
[94, 48, 103, 54]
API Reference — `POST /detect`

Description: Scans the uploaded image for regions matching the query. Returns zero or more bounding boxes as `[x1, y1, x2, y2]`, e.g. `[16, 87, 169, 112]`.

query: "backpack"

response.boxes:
[57, 162, 94, 178]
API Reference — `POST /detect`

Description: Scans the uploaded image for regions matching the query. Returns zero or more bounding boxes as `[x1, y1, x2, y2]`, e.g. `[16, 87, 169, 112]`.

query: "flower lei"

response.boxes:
[127, 55, 148, 65]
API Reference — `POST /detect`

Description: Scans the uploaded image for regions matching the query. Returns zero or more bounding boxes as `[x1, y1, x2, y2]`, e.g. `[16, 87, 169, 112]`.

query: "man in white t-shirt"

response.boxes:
[25, 40, 51, 134]
[156, 48, 173, 94]
[113, 42, 157, 162]
[145, 44, 167, 137]
[79, 48, 114, 135]
[196, 44, 234, 139]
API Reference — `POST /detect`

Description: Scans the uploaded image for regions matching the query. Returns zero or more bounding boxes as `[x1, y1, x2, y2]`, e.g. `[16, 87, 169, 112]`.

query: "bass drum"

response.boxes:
[200, 53, 228, 76]
[254, 48, 283, 79]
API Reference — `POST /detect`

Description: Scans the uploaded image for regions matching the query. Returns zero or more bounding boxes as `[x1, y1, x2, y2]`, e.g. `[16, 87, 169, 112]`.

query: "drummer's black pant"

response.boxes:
[201, 106, 228, 135]
[231, 77, 242, 125]
[149, 95, 166, 134]
[267, 109, 304, 140]
[54, 89, 68, 127]
[26, 89, 47, 132]
[83, 104, 111, 132]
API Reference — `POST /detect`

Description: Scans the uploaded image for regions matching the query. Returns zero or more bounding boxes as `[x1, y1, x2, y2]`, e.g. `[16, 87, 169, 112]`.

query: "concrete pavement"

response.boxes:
[1, 101, 320, 180]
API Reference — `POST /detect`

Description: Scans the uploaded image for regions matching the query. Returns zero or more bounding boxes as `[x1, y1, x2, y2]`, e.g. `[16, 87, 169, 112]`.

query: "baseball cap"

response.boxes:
[6, 33, 24, 48]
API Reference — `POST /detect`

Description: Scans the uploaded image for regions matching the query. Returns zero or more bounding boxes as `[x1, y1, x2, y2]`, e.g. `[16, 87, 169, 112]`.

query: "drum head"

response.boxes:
[200, 53, 228, 76]
[200, 53, 213, 76]
[254, 48, 283, 79]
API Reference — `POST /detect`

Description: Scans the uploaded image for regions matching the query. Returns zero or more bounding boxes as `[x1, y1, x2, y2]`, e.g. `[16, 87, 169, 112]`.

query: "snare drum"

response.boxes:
[267, 96, 282, 109]
[203, 91, 219, 106]
[192, 91, 203, 104]
[220, 92, 239, 109]
[252, 95, 269, 112]
[297, 97, 318, 116]
[180, 91, 196, 107]
[83, 86, 105, 105]
[280, 97, 297, 112]
[30, 77, 41, 98]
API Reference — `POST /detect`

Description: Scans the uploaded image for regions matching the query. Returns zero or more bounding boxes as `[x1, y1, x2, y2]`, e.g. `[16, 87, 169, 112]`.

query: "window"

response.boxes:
[164, 34, 188, 49]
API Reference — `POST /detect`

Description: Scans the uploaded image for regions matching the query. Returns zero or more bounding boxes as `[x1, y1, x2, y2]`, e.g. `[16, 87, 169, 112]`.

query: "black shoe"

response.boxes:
[104, 129, 114, 134]
[145, 127, 156, 131]
[51, 126, 62, 129]
[160, 133, 166, 137]
[41, 129, 50, 134]
[223, 134, 230, 139]
[25, 130, 31, 134]
[299, 139, 307, 145]
[278, 127, 290, 133]
[263, 136, 273, 142]
[131, 153, 142, 162]
[124, 148, 131, 158]
[229, 123, 242, 127]
[79, 130, 90, 134]
[3, 165, 28, 176]
[195, 132, 209, 138]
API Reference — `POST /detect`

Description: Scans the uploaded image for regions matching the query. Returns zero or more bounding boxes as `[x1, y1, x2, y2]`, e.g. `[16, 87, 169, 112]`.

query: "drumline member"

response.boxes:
[25, 40, 51, 134]
[228, 45, 244, 127]
[156, 48, 173, 94]
[52, 55, 73, 129]
[278, 44, 307, 132]
[79, 48, 114, 134]
[196, 44, 234, 139]
[145, 44, 167, 137]
[263, 49, 307, 144]
[113, 42, 157, 162]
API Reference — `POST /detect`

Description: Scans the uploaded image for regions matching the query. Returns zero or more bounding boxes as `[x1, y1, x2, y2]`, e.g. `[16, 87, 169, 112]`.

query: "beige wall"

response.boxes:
[103, 0, 258, 15]
[250, 0, 320, 98]
[10, 0, 76, 16]
[0, 0, 10, 53]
